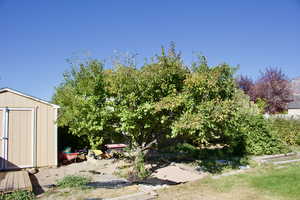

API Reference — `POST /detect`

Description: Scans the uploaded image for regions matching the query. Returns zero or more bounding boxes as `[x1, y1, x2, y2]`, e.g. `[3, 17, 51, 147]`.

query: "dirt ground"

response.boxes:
[33, 159, 208, 199]
[32, 154, 299, 200]
[34, 159, 125, 187]
[33, 159, 135, 198]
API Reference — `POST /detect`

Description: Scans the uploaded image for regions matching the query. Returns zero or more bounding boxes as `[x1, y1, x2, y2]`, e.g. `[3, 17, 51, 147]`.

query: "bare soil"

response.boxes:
[34, 159, 136, 199]
[35, 159, 209, 199]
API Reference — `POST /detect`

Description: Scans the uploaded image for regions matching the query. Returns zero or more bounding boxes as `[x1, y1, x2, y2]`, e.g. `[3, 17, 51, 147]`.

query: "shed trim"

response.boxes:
[54, 108, 58, 166]
[33, 107, 37, 168]
[1, 108, 6, 169]
[0, 88, 60, 108]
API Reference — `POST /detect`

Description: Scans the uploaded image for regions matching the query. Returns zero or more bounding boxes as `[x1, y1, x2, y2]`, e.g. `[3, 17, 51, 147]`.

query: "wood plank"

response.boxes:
[15, 171, 21, 190]
[11, 172, 17, 191]
[0, 171, 32, 193]
[4, 171, 14, 192]
[22, 171, 32, 191]
[18, 171, 26, 190]
[0, 172, 7, 191]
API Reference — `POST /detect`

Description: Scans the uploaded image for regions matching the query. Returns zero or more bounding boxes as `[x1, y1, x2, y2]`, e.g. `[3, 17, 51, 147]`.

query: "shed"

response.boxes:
[0, 88, 59, 170]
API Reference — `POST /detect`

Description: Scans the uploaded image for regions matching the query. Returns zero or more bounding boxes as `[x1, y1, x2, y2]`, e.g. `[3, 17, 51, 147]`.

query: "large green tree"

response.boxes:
[53, 45, 285, 155]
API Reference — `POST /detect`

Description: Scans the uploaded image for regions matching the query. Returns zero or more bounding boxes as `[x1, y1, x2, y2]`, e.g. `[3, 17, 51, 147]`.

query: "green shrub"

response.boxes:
[0, 190, 35, 200]
[269, 118, 300, 146]
[243, 115, 288, 155]
[56, 175, 91, 188]
[225, 91, 287, 155]
[174, 143, 199, 157]
[167, 116, 286, 157]
[224, 114, 287, 156]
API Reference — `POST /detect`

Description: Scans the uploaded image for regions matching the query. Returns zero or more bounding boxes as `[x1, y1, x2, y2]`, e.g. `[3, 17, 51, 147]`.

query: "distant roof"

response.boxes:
[288, 95, 300, 109]
[291, 78, 300, 95]
[0, 88, 60, 108]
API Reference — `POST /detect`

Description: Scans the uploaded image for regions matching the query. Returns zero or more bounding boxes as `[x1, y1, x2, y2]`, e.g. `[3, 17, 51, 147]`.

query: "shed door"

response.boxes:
[1, 108, 34, 169]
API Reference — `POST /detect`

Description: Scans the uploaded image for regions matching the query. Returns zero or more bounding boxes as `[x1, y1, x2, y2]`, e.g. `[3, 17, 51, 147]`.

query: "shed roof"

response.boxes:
[0, 88, 60, 108]
[288, 95, 300, 109]
[291, 77, 300, 95]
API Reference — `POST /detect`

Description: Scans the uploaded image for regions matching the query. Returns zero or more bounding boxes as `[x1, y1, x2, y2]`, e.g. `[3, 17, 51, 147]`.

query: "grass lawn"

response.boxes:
[157, 164, 300, 200]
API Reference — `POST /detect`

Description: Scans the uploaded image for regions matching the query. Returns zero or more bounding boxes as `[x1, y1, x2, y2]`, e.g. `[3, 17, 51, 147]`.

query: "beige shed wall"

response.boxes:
[0, 91, 57, 167]
[0, 110, 2, 164]
[288, 109, 300, 116]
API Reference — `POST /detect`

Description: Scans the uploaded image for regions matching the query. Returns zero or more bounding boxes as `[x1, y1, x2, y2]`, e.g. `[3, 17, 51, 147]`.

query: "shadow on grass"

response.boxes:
[87, 176, 178, 189]
[133, 177, 178, 186]
[87, 180, 131, 189]
[147, 145, 249, 174]
[196, 158, 246, 174]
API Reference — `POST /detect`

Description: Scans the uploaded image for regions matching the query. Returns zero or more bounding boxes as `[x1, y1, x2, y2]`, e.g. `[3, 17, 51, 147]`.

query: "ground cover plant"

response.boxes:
[0, 190, 35, 200]
[56, 175, 91, 189]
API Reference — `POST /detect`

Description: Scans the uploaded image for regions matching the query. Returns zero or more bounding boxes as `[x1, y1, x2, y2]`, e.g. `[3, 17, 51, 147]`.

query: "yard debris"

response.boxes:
[58, 147, 87, 164]
[88, 149, 112, 159]
[87, 144, 128, 160]
[106, 144, 128, 154]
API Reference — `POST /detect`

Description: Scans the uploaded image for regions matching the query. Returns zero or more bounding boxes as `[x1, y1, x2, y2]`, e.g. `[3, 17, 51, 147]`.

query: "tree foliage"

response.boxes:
[53, 45, 285, 155]
[237, 68, 292, 114]
[53, 60, 116, 149]
[236, 75, 254, 99]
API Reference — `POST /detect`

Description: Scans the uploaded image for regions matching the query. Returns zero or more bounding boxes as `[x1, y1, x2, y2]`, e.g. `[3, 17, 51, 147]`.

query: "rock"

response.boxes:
[27, 168, 39, 175]
[152, 165, 204, 183]
[239, 165, 250, 170]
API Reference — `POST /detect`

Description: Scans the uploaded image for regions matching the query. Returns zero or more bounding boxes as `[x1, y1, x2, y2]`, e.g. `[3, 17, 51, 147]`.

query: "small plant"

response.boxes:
[130, 152, 150, 180]
[56, 175, 91, 189]
[0, 190, 35, 200]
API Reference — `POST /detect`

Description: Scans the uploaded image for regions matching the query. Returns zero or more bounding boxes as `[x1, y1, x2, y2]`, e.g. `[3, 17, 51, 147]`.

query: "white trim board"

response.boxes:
[54, 108, 58, 166]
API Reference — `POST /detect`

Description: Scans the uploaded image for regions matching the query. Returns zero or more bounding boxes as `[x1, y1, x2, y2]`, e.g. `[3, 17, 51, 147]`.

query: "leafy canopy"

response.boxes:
[53, 44, 285, 155]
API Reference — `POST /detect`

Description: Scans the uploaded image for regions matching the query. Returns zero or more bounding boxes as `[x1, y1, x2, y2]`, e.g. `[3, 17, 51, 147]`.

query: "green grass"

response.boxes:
[158, 164, 300, 200]
[250, 165, 300, 199]
[210, 164, 300, 199]
[56, 175, 91, 189]
[0, 190, 35, 200]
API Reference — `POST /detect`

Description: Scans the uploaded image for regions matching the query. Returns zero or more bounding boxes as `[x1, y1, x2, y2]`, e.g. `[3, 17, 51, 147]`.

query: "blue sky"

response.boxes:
[0, 0, 300, 100]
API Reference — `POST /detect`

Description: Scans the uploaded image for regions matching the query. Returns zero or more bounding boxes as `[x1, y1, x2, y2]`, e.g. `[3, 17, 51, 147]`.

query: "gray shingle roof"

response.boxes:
[288, 95, 300, 109]
[288, 78, 300, 109]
